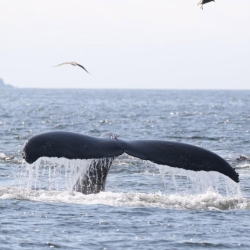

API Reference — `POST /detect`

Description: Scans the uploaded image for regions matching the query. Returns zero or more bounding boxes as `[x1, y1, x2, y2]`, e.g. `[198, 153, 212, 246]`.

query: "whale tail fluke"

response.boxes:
[22, 131, 239, 195]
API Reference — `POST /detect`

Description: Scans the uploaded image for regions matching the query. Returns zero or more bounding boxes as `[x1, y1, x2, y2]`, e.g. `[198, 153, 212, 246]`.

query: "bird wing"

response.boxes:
[197, 0, 214, 5]
[54, 61, 90, 74]
[76, 63, 90, 74]
[54, 62, 74, 67]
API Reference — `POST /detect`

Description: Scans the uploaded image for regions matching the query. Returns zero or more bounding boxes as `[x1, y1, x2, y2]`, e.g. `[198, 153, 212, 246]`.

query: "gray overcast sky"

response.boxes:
[0, 0, 249, 89]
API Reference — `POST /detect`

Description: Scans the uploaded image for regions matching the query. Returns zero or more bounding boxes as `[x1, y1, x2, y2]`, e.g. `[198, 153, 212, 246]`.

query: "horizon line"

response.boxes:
[8, 86, 250, 91]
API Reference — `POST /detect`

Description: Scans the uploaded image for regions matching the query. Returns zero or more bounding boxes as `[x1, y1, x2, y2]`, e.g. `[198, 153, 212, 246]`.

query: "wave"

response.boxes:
[0, 152, 22, 164]
[235, 155, 250, 169]
[235, 163, 250, 170]
[236, 155, 250, 162]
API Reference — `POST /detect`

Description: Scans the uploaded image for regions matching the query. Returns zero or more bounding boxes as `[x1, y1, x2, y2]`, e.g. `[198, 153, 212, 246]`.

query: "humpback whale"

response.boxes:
[22, 131, 239, 194]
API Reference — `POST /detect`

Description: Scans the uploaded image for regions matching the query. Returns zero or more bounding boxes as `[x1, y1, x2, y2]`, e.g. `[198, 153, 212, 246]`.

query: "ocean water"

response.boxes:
[0, 88, 250, 249]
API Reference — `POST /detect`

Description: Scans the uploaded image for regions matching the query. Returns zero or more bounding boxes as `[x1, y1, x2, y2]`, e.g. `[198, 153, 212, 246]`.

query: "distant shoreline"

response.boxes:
[0, 78, 14, 88]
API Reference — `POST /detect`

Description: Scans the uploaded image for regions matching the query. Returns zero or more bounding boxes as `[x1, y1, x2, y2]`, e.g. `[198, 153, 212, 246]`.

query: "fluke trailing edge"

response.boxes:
[23, 131, 239, 194]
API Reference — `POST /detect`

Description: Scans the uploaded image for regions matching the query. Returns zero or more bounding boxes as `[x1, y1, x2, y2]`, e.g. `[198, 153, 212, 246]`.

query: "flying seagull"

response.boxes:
[55, 62, 90, 74]
[197, 0, 215, 10]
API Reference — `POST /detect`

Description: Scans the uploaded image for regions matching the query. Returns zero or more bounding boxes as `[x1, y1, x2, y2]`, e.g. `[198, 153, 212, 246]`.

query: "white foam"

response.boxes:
[0, 186, 248, 210]
[0, 153, 7, 159]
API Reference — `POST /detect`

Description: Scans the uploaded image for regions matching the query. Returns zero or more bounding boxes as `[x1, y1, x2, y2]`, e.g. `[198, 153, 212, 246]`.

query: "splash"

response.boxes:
[18, 157, 92, 192]
[18, 157, 114, 194]
[3, 156, 246, 210]
[17, 156, 241, 198]
[144, 160, 241, 197]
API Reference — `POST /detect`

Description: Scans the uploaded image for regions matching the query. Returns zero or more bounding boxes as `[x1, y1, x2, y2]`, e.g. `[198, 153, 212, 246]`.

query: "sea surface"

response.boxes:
[0, 88, 250, 249]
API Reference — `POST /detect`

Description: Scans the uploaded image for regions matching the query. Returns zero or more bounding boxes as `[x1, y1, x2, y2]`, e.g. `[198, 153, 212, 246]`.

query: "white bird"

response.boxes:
[197, 0, 215, 10]
[54, 62, 90, 74]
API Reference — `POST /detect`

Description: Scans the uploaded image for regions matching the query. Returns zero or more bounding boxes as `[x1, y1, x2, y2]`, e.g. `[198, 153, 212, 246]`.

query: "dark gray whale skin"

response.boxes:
[22, 131, 239, 194]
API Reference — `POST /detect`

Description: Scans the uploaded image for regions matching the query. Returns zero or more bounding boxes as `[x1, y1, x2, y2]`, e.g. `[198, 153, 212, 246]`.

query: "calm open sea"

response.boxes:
[0, 88, 250, 249]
